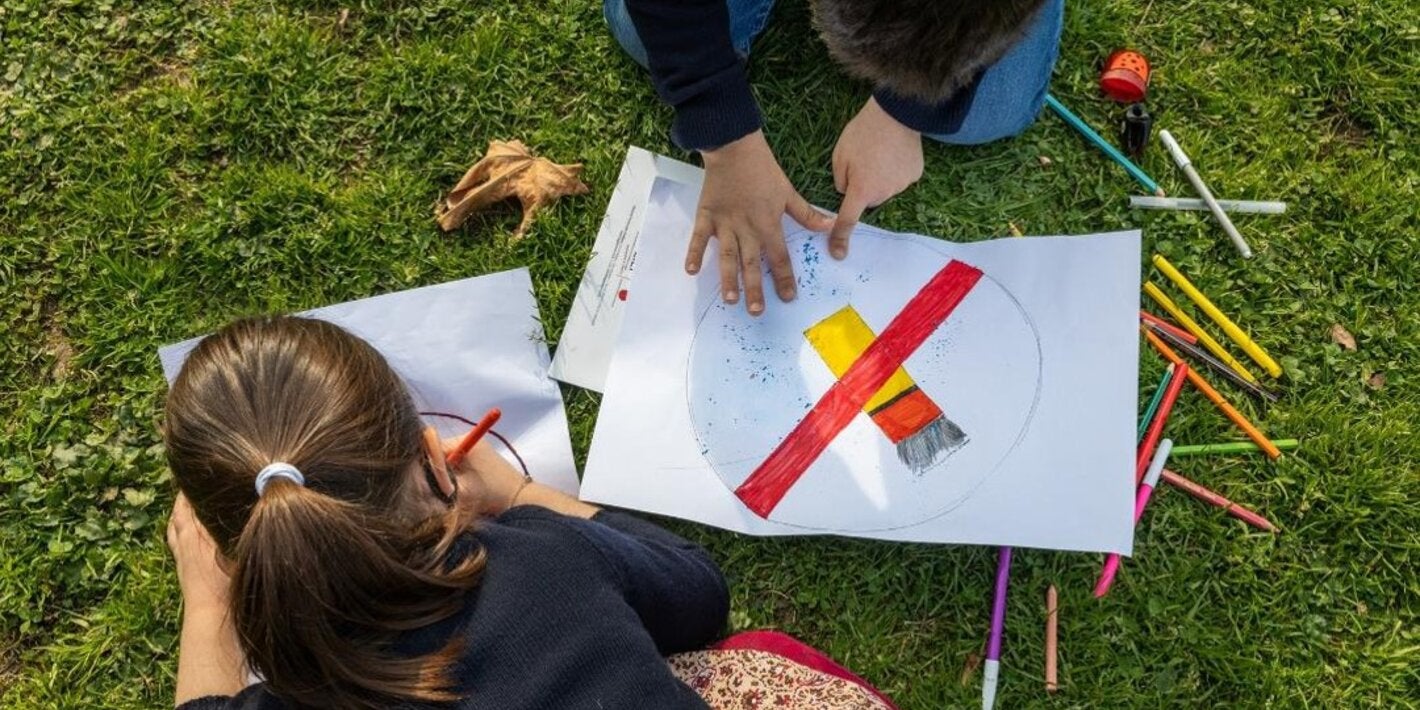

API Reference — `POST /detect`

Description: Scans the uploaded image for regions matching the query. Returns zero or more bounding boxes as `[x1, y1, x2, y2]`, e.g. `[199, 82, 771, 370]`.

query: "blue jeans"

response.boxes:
[604, 0, 1064, 145]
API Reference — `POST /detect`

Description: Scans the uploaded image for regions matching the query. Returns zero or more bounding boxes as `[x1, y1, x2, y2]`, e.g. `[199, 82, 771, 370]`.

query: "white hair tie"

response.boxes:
[255, 462, 305, 497]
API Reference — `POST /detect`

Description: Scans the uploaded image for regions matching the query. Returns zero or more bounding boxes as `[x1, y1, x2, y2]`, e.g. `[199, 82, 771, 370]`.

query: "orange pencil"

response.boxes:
[1045, 585, 1059, 693]
[1142, 329, 1281, 459]
[446, 408, 502, 469]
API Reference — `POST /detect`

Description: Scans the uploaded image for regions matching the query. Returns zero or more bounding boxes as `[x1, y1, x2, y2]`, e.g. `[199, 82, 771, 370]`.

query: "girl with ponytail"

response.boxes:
[164, 316, 728, 709]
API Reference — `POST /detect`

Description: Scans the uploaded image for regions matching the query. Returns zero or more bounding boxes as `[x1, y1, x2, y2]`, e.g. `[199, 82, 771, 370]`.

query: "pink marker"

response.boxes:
[1095, 439, 1173, 598]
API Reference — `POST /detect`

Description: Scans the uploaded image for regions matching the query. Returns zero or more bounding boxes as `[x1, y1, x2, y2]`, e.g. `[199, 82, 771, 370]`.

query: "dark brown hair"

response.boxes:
[164, 316, 483, 709]
[812, 0, 1048, 103]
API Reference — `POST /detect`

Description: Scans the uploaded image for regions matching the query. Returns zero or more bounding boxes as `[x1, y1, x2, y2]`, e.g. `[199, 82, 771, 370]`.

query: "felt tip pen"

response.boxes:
[1159, 130, 1253, 258]
[1129, 195, 1287, 214]
[983, 546, 1012, 710]
[1096, 439, 1174, 597]
[446, 408, 502, 469]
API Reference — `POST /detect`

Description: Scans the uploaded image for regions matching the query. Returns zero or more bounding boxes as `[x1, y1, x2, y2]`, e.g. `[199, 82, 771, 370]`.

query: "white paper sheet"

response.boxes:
[158, 268, 579, 494]
[582, 178, 1141, 553]
[549, 146, 702, 392]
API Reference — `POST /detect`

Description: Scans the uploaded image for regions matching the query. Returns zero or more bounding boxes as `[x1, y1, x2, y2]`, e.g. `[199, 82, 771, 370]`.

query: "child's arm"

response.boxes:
[459, 441, 727, 652]
[624, 0, 759, 151]
[583, 509, 730, 653]
[168, 495, 246, 706]
[449, 439, 600, 519]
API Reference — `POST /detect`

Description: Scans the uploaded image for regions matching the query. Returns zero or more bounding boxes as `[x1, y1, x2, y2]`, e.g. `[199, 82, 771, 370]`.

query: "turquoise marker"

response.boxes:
[1138, 363, 1176, 441]
[1045, 94, 1165, 196]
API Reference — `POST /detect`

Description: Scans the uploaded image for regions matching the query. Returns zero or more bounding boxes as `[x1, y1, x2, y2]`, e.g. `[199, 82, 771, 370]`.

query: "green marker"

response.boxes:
[1170, 439, 1300, 456]
[1138, 364, 1177, 442]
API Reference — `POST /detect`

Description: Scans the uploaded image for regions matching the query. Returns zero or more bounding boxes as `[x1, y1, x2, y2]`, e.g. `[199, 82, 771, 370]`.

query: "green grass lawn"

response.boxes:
[2, 0, 1417, 706]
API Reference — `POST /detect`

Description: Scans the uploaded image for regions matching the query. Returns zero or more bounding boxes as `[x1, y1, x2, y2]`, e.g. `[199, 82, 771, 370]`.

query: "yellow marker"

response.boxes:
[1152, 255, 1283, 378]
[1143, 282, 1259, 384]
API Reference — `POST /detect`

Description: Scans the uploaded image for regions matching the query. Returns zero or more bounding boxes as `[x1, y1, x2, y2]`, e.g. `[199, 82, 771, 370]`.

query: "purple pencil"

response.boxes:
[983, 546, 1012, 710]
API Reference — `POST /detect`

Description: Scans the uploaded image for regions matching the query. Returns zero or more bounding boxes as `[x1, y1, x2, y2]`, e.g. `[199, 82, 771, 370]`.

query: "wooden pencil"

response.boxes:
[1145, 322, 1280, 402]
[1161, 469, 1278, 532]
[1045, 585, 1059, 693]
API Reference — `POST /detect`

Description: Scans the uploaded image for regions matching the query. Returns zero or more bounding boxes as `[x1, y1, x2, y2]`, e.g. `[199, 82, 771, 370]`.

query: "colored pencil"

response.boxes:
[1097, 439, 1174, 597]
[1045, 585, 1059, 693]
[1139, 309, 1198, 344]
[1170, 440, 1298, 457]
[1142, 329, 1282, 459]
[1161, 469, 1278, 532]
[445, 408, 502, 469]
[982, 546, 1012, 710]
[1129, 196, 1287, 214]
[1137, 362, 1188, 484]
[1138, 364, 1176, 441]
[1045, 94, 1165, 196]
[1144, 281, 1260, 384]
[1146, 322, 1280, 403]
[1152, 254, 1283, 377]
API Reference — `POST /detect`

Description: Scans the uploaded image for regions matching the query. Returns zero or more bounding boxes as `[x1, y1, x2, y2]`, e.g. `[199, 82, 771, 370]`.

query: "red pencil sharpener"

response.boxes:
[1100, 49, 1150, 103]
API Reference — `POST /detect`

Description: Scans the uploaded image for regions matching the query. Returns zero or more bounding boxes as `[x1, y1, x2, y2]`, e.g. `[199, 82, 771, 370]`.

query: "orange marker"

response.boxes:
[446, 408, 502, 469]
[1142, 329, 1281, 459]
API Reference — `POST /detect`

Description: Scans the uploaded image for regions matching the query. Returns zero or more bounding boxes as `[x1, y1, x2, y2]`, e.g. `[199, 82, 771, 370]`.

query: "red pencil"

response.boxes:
[446, 408, 502, 469]
[1139, 310, 1198, 345]
[1137, 362, 1189, 483]
[1161, 469, 1277, 532]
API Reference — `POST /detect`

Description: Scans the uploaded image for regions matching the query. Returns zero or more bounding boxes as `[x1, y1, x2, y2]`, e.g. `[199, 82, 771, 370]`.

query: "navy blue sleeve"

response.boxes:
[176, 697, 232, 710]
[563, 508, 730, 653]
[873, 71, 985, 136]
[624, 0, 762, 150]
[175, 683, 279, 710]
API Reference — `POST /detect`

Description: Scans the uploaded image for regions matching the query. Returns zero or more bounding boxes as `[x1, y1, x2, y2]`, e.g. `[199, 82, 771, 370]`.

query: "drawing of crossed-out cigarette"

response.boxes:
[804, 305, 967, 472]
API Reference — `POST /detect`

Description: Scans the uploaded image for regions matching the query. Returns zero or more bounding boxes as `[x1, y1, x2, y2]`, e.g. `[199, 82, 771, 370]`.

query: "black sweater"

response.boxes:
[624, 0, 981, 150]
[178, 507, 728, 710]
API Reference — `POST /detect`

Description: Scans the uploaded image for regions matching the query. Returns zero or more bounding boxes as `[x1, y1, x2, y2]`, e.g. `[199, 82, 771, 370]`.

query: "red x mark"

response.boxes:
[733, 260, 984, 518]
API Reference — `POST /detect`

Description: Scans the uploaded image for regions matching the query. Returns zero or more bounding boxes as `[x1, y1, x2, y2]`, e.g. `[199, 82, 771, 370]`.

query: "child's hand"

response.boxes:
[442, 438, 529, 515]
[167, 493, 231, 613]
[690, 130, 834, 316]
[830, 97, 924, 258]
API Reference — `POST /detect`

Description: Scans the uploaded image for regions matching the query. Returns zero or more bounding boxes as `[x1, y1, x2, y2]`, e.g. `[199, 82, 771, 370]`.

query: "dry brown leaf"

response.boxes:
[1329, 323, 1357, 351]
[1366, 372, 1386, 390]
[959, 639, 987, 685]
[436, 139, 589, 239]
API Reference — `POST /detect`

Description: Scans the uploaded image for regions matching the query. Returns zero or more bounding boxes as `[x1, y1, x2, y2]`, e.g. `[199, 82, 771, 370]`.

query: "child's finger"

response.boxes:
[830, 190, 869, 259]
[763, 233, 797, 302]
[738, 233, 766, 316]
[686, 219, 712, 275]
[717, 231, 741, 305]
[788, 192, 833, 233]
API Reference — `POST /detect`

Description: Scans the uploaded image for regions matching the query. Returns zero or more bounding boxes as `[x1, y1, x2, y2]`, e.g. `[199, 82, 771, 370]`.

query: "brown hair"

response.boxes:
[164, 316, 483, 709]
[812, 0, 1048, 103]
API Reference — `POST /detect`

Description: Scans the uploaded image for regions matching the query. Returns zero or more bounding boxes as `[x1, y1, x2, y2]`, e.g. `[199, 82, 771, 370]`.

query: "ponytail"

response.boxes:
[233, 478, 484, 709]
[164, 317, 490, 709]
